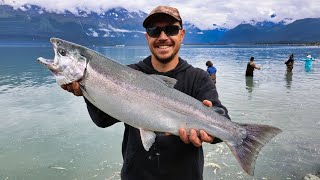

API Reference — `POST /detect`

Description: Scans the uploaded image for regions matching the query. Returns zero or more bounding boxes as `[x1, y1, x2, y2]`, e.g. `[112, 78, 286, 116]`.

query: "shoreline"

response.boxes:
[1, 40, 320, 48]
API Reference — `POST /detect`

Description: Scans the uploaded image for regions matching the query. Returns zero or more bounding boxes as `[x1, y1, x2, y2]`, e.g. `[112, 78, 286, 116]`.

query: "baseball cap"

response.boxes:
[143, 6, 182, 28]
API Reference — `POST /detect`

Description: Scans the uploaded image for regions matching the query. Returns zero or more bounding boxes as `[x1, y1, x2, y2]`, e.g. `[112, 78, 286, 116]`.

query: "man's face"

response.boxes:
[146, 19, 185, 64]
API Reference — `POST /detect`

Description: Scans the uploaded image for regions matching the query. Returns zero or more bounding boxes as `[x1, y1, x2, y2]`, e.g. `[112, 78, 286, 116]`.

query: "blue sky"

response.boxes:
[1, 0, 320, 29]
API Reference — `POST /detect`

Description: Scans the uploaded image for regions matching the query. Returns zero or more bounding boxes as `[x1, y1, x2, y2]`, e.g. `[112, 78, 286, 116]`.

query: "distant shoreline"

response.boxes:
[0, 40, 319, 47]
[185, 42, 320, 46]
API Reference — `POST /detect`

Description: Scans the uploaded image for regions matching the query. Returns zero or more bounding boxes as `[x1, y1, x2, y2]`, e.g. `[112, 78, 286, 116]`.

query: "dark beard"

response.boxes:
[154, 51, 177, 64]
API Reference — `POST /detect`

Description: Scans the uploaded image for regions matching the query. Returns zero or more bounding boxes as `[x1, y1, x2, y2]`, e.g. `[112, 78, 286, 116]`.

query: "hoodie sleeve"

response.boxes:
[195, 70, 230, 118]
[85, 98, 120, 128]
[194, 70, 231, 144]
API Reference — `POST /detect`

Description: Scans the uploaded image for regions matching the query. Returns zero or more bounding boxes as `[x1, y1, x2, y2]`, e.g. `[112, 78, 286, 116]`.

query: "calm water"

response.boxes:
[0, 43, 319, 180]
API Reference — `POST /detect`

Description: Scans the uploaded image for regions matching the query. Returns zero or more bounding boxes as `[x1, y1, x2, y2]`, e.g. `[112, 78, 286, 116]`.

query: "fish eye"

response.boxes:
[58, 49, 66, 56]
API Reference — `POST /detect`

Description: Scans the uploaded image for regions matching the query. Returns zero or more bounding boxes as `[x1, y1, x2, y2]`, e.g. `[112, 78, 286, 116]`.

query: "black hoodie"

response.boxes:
[84, 56, 230, 180]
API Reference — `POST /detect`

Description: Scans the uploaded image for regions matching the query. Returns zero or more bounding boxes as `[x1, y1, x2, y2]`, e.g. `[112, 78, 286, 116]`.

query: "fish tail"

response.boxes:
[225, 123, 282, 176]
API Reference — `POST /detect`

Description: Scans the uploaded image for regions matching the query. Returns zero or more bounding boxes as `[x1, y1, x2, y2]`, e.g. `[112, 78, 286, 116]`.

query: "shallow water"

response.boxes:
[0, 44, 319, 180]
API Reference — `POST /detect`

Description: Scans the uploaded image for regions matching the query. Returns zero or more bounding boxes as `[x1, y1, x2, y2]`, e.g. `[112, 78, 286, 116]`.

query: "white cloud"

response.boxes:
[1, 0, 320, 29]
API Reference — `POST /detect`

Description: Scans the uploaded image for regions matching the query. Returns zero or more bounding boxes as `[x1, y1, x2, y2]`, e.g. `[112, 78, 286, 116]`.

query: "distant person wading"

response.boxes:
[206, 60, 217, 83]
[302, 55, 315, 72]
[245, 57, 261, 77]
[285, 54, 294, 72]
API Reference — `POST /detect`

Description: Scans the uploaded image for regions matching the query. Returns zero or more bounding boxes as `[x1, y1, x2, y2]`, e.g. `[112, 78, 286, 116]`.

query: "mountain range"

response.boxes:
[0, 4, 320, 45]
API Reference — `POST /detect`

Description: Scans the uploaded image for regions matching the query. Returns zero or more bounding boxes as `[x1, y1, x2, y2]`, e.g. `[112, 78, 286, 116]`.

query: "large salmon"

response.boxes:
[38, 38, 282, 176]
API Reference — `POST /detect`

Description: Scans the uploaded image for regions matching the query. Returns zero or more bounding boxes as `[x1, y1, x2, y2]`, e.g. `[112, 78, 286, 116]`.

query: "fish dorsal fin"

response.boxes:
[139, 128, 156, 151]
[149, 75, 177, 88]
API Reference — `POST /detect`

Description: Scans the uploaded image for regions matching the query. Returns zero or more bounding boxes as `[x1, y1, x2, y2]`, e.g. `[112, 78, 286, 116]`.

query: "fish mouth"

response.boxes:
[37, 57, 59, 75]
[38, 38, 60, 73]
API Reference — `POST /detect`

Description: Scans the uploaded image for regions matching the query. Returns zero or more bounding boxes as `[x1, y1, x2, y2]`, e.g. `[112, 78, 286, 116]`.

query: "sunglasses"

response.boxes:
[146, 25, 182, 38]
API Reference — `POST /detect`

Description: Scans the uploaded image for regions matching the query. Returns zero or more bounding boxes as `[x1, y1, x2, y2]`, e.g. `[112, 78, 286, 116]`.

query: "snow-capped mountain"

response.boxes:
[0, 4, 320, 45]
[220, 18, 320, 43]
[0, 4, 148, 45]
[0, 4, 224, 45]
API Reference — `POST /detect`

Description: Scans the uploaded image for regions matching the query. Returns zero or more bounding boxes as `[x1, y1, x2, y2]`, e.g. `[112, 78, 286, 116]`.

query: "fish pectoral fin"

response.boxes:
[79, 85, 95, 103]
[139, 128, 156, 151]
[149, 75, 177, 88]
[212, 106, 226, 116]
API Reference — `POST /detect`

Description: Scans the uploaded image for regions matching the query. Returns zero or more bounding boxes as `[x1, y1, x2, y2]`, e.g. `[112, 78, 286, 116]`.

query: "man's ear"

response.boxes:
[145, 32, 149, 41]
[180, 29, 185, 42]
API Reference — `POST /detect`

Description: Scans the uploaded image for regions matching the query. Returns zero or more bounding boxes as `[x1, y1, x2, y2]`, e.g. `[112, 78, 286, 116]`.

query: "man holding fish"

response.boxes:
[39, 5, 280, 180]
[62, 5, 229, 179]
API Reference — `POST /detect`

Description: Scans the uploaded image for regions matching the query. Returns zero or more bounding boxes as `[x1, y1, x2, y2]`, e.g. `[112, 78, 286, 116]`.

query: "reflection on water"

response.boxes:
[1, 44, 320, 180]
[285, 72, 293, 89]
[245, 76, 254, 93]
